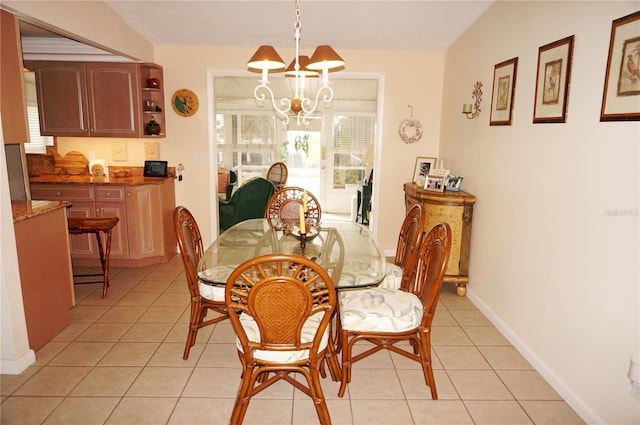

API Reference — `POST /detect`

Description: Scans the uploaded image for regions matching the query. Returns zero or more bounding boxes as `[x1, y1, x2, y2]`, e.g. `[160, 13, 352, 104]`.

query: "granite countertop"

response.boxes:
[12, 200, 70, 223]
[29, 175, 175, 186]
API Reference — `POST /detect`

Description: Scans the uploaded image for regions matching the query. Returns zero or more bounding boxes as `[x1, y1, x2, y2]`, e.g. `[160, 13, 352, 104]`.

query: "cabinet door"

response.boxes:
[95, 186, 129, 259]
[67, 201, 96, 257]
[30, 62, 90, 137]
[85, 63, 141, 137]
[126, 185, 164, 259]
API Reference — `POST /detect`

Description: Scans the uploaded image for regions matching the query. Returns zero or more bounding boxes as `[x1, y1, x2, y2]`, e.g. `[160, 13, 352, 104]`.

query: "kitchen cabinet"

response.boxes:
[26, 61, 165, 138]
[30, 179, 175, 267]
[404, 183, 476, 296]
[1, 10, 29, 144]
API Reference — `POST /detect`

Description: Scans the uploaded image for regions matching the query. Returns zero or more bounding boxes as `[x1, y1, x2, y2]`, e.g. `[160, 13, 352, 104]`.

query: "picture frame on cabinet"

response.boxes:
[490, 57, 518, 126]
[533, 35, 574, 123]
[600, 10, 640, 121]
[424, 169, 449, 193]
[445, 175, 464, 191]
[413, 156, 437, 188]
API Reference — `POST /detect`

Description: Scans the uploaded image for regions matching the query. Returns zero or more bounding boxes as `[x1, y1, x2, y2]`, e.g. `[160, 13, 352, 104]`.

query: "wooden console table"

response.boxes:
[403, 183, 476, 296]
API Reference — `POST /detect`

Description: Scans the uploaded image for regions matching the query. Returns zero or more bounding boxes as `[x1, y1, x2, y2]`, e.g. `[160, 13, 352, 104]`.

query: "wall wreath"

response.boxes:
[398, 105, 423, 144]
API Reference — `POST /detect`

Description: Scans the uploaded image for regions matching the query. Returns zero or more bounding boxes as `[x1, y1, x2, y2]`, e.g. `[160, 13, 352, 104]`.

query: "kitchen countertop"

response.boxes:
[12, 200, 70, 223]
[29, 175, 176, 186]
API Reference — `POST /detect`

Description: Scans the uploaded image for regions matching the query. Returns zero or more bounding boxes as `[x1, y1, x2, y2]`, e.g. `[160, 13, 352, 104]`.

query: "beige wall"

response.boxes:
[441, 1, 639, 424]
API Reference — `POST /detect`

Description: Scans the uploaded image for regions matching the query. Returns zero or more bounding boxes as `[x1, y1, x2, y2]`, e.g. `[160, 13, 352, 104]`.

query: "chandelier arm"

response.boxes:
[300, 83, 334, 118]
[254, 83, 291, 126]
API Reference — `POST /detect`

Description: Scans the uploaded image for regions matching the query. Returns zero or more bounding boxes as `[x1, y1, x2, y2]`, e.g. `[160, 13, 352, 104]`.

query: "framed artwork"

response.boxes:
[600, 11, 640, 121]
[533, 35, 575, 123]
[412, 156, 437, 188]
[424, 169, 449, 193]
[490, 57, 518, 126]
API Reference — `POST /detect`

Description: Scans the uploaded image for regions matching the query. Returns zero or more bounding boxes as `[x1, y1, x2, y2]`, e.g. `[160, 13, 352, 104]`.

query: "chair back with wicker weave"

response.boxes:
[225, 254, 336, 425]
[266, 161, 288, 190]
[174, 206, 228, 360]
[379, 203, 426, 289]
[265, 186, 321, 230]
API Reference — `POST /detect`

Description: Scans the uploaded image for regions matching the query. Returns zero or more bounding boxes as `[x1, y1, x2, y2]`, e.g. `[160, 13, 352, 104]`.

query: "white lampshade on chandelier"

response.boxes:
[247, 0, 345, 127]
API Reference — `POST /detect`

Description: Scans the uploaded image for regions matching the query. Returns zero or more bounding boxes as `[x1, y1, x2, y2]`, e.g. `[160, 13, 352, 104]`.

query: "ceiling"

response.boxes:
[103, 1, 493, 51]
[18, 1, 493, 104]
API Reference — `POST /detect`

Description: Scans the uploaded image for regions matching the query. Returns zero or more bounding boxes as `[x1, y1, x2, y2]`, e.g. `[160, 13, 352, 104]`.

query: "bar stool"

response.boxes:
[67, 217, 119, 298]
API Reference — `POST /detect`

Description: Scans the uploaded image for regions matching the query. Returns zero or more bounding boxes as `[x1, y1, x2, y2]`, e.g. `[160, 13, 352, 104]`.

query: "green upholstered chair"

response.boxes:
[218, 177, 276, 232]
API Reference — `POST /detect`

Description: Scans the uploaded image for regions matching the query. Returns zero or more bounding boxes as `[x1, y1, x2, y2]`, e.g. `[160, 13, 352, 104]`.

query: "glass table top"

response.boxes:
[198, 219, 386, 290]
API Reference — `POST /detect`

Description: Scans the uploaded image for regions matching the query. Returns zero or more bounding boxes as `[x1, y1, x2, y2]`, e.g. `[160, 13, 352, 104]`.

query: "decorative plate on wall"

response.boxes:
[171, 88, 199, 117]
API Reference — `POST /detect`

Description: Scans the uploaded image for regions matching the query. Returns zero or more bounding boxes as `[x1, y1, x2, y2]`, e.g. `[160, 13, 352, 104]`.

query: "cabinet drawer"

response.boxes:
[31, 184, 94, 201]
[95, 186, 125, 201]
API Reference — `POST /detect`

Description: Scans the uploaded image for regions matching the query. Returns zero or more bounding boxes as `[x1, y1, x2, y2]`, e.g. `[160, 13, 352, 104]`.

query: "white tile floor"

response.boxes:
[0, 255, 585, 424]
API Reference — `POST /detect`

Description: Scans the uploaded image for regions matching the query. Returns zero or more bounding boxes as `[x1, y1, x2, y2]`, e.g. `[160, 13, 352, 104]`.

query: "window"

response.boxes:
[332, 114, 376, 188]
[217, 113, 282, 184]
[24, 105, 54, 153]
[23, 72, 54, 154]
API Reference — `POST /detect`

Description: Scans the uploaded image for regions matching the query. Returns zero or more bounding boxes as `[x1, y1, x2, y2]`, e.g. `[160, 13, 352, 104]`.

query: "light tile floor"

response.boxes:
[1, 256, 586, 425]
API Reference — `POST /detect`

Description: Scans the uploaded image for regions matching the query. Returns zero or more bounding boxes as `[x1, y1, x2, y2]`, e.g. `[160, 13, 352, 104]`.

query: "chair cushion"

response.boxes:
[339, 287, 423, 333]
[378, 262, 403, 289]
[236, 312, 329, 363]
[198, 281, 225, 302]
[198, 265, 238, 302]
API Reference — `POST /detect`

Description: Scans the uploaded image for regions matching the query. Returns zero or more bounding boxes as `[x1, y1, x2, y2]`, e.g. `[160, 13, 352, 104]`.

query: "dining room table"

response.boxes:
[198, 218, 386, 290]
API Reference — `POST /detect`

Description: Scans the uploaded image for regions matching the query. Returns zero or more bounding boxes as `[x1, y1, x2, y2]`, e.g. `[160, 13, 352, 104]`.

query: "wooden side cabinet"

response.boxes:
[404, 182, 476, 296]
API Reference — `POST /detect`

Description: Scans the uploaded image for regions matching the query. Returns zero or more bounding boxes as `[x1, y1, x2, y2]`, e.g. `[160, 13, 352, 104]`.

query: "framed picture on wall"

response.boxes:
[600, 10, 640, 121]
[490, 57, 518, 126]
[533, 35, 575, 123]
[412, 156, 437, 188]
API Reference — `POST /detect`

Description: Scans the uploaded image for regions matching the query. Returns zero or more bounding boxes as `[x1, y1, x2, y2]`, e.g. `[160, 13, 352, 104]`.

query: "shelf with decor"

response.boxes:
[139, 63, 165, 137]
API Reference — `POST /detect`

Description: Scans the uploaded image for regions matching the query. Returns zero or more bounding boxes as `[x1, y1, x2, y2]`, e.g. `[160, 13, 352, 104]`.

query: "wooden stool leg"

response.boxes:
[102, 229, 113, 299]
[93, 229, 112, 299]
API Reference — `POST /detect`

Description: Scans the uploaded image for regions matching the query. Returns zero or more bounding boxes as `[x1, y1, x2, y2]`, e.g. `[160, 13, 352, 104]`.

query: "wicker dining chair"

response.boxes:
[265, 161, 288, 190]
[174, 206, 229, 360]
[225, 254, 336, 425]
[265, 186, 321, 230]
[379, 204, 426, 289]
[337, 222, 452, 399]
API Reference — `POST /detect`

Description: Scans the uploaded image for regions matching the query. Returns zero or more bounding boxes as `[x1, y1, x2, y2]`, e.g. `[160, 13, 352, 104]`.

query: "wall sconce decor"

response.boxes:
[462, 81, 483, 119]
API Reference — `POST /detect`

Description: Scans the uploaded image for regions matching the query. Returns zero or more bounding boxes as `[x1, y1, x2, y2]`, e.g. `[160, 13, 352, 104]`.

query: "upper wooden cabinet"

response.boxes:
[26, 61, 165, 138]
[1, 10, 29, 144]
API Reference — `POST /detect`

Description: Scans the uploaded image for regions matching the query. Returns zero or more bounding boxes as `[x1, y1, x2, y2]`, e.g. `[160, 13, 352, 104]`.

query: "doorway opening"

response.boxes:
[212, 74, 379, 227]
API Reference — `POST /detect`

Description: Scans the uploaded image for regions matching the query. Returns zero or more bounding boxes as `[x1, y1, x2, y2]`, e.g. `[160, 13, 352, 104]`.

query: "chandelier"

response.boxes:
[247, 0, 345, 127]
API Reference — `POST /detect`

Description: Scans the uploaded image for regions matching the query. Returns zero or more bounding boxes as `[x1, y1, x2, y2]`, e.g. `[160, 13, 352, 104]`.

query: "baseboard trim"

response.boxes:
[466, 288, 603, 425]
[1, 349, 35, 375]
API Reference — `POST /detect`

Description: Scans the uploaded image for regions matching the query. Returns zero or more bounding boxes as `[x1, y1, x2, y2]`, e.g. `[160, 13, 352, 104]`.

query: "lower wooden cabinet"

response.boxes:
[404, 182, 476, 296]
[30, 179, 176, 267]
[125, 183, 176, 261]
